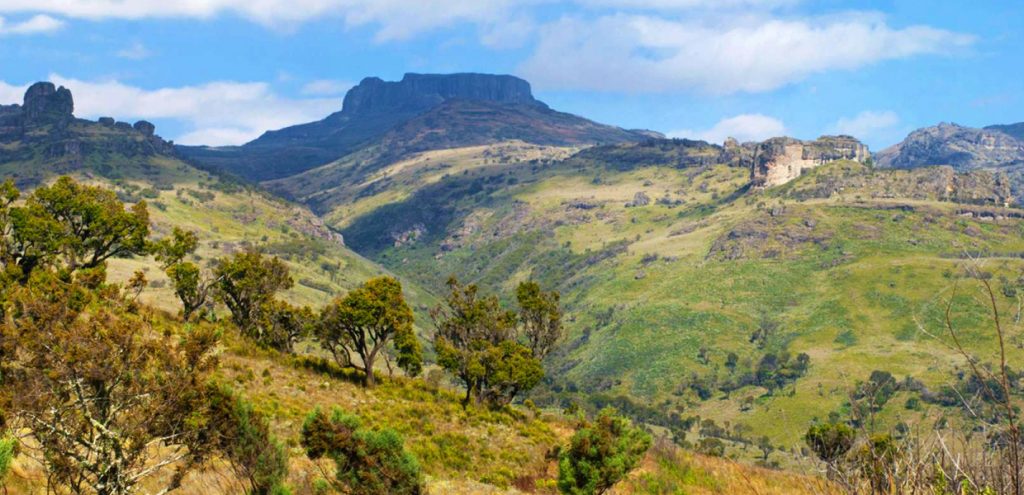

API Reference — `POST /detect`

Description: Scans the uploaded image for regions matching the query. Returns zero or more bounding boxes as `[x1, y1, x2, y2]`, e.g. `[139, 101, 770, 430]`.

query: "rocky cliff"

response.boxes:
[875, 122, 1024, 171]
[0, 82, 175, 183]
[749, 135, 870, 188]
[341, 73, 545, 117]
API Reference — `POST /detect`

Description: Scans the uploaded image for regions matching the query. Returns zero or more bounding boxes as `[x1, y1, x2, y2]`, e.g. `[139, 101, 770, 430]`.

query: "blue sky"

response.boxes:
[0, 0, 1020, 150]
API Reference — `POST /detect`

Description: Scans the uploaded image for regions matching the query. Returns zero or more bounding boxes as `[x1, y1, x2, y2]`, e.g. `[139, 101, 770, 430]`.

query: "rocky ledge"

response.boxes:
[748, 135, 870, 188]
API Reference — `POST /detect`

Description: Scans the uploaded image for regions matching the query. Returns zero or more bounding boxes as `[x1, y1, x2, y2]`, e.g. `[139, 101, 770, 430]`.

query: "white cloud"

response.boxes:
[575, 0, 797, 9]
[0, 14, 64, 35]
[520, 13, 974, 94]
[0, 0, 531, 40]
[0, 82, 26, 106]
[832, 110, 899, 138]
[300, 79, 353, 96]
[669, 114, 786, 144]
[116, 41, 152, 60]
[0, 75, 342, 146]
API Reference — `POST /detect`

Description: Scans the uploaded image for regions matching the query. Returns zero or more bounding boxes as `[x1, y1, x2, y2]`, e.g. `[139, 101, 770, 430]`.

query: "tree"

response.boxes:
[260, 299, 314, 354]
[480, 340, 544, 407]
[301, 408, 422, 495]
[0, 272, 221, 495]
[725, 352, 739, 373]
[10, 176, 149, 277]
[557, 408, 652, 495]
[516, 280, 562, 359]
[757, 435, 775, 461]
[214, 250, 293, 339]
[154, 227, 212, 321]
[805, 422, 855, 479]
[316, 276, 421, 387]
[431, 277, 524, 407]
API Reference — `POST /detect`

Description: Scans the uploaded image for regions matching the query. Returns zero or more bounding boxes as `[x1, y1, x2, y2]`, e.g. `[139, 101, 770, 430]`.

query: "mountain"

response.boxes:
[0, 82, 431, 311]
[986, 121, 1024, 141]
[875, 122, 1024, 171]
[317, 133, 1018, 450]
[178, 73, 653, 182]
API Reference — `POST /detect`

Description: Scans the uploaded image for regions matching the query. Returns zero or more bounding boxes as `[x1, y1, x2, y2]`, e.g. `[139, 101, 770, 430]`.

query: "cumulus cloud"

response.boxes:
[0, 0, 530, 40]
[300, 79, 353, 96]
[0, 75, 342, 146]
[832, 110, 899, 139]
[520, 13, 974, 94]
[669, 114, 786, 144]
[0, 14, 64, 35]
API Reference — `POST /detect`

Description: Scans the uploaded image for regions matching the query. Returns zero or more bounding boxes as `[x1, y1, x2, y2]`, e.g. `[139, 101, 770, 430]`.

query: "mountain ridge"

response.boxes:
[178, 72, 654, 182]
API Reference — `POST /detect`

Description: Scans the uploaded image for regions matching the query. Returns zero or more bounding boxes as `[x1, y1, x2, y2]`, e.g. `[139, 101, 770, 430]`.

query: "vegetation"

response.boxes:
[301, 408, 422, 495]
[557, 408, 652, 495]
[431, 277, 555, 408]
[316, 276, 422, 387]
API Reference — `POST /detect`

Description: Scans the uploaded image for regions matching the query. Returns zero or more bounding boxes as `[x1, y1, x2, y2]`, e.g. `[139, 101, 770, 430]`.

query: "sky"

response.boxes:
[0, 0, 1020, 150]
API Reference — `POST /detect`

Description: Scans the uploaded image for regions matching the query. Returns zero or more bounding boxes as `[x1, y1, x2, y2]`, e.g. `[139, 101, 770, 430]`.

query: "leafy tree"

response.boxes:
[557, 408, 652, 495]
[757, 435, 775, 461]
[153, 226, 198, 267]
[154, 227, 212, 321]
[804, 422, 855, 478]
[431, 277, 520, 407]
[301, 408, 422, 495]
[316, 276, 420, 387]
[725, 352, 739, 373]
[214, 250, 293, 339]
[260, 299, 314, 354]
[480, 340, 544, 407]
[9, 176, 149, 277]
[0, 272, 221, 495]
[516, 280, 562, 359]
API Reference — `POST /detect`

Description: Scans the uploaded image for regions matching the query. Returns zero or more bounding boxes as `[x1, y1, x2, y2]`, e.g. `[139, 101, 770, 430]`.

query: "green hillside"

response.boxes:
[0, 84, 432, 314]
[305, 138, 1024, 451]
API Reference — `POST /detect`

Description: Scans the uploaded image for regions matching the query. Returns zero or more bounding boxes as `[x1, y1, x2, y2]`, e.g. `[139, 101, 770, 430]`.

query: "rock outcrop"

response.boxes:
[342, 73, 545, 117]
[876, 122, 1024, 171]
[22, 82, 74, 128]
[0, 82, 176, 180]
[749, 135, 870, 188]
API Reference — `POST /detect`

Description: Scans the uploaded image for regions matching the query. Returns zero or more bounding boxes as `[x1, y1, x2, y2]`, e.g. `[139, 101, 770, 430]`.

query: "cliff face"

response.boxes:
[0, 82, 175, 180]
[341, 73, 544, 117]
[749, 135, 870, 187]
[875, 123, 1024, 170]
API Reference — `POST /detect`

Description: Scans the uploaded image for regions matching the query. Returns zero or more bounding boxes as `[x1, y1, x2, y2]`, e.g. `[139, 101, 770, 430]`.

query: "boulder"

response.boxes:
[133, 120, 156, 137]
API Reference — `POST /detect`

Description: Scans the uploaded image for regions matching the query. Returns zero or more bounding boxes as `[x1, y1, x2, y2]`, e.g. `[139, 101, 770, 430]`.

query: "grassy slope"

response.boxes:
[318, 141, 1024, 454]
[4, 323, 833, 495]
[0, 122, 434, 313]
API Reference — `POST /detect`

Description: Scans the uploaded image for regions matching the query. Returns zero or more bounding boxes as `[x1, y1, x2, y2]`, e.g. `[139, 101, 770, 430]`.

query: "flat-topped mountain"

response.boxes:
[179, 73, 652, 182]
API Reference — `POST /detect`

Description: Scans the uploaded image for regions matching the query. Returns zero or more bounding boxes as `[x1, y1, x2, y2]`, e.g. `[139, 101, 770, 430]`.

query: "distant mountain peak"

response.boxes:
[876, 122, 1024, 170]
[181, 72, 650, 182]
[340, 72, 545, 117]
